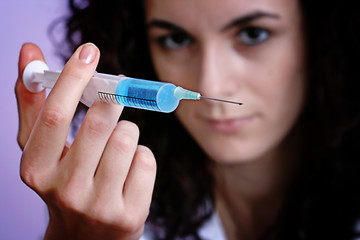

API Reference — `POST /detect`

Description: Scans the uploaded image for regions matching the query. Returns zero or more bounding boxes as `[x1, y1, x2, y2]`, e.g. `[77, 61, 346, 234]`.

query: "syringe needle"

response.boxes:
[200, 96, 243, 105]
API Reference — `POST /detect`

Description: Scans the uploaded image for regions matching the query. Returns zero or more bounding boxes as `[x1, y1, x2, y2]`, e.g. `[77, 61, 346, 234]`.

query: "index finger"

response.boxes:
[22, 43, 100, 171]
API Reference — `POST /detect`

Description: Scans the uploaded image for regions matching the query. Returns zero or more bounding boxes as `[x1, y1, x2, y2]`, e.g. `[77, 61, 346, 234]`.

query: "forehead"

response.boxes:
[144, 0, 300, 29]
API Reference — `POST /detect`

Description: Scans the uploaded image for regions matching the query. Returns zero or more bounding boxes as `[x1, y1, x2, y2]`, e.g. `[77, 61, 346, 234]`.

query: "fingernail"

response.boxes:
[79, 43, 96, 64]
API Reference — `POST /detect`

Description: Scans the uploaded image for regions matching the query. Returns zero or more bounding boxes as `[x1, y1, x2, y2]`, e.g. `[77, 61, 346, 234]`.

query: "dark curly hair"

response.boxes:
[49, 0, 360, 239]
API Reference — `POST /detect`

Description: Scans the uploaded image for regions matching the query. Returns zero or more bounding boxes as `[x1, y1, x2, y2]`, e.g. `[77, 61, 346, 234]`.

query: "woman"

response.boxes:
[15, 0, 360, 239]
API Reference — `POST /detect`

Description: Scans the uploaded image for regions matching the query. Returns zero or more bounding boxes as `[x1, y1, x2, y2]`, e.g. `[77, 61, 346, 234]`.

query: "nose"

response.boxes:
[196, 43, 240, 99]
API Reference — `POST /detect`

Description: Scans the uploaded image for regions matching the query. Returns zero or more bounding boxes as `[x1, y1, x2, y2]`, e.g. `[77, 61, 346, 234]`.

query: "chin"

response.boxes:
[198, 139, 265, 164]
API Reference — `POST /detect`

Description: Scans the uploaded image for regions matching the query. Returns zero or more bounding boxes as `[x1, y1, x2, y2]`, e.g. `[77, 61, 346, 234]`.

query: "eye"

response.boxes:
[237, 27, 270, 45]
[156, 32, 193, 50]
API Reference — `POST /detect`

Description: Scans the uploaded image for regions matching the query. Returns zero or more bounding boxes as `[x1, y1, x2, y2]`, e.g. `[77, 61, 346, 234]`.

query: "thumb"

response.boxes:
[15, 42, 47, 149]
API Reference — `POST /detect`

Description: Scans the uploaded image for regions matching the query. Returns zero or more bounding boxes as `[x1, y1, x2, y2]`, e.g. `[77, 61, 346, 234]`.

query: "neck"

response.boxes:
[213, 129, 301, 240]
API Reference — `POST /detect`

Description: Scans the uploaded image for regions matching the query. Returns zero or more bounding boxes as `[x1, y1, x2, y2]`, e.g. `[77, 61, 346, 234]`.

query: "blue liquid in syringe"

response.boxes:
[115, 78, 180, 113]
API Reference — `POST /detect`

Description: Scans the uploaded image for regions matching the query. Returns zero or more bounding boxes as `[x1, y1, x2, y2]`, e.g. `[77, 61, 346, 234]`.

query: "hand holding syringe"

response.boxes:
[23, 60, 242, 113]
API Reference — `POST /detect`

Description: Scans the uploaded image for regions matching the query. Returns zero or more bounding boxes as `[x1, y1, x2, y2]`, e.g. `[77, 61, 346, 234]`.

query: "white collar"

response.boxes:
[198, 211, 227, 240]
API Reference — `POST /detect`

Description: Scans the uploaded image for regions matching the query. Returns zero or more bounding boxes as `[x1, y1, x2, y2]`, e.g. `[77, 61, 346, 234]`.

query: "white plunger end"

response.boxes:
[23, 60, 49, 92]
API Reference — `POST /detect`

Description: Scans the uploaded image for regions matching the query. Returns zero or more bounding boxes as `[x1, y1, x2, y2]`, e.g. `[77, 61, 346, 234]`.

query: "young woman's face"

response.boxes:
[145, 0, 305, 163]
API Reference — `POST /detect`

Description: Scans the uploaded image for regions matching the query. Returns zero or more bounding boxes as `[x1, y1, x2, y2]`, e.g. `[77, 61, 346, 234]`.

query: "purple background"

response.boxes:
[0, 1, 67, 239]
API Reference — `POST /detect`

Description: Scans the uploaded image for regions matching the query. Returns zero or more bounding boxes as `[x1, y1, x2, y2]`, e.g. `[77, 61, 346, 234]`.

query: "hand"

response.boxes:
[15, 43, 157, 240]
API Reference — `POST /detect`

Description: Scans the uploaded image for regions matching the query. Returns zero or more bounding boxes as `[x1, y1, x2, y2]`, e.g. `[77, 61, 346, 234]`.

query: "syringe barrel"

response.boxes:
[69, 72, 180, 112]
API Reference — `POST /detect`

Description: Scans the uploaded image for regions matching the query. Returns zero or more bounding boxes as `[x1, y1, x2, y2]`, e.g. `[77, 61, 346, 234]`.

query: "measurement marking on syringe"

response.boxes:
[98, 92, 159, 110]
[98, 92, 118, 104]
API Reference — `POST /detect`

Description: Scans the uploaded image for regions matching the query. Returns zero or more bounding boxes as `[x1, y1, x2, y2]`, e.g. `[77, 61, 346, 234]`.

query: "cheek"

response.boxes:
[273, 57, 305, 120]
[254, 49, 306, 158]
[255, 32, 306, 121]
[262, 68, 305, 113]
[267, 73, 305, 137]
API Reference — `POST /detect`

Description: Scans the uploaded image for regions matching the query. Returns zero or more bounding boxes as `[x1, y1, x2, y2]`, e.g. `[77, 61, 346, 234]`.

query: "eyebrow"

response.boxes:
[222, 11, 280, 31]
[147, 20, 185, 32]
[147, 11, 280, 32]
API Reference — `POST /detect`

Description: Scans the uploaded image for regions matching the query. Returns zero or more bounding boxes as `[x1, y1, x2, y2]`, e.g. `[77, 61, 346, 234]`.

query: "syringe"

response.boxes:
[23, 60, 242, 113]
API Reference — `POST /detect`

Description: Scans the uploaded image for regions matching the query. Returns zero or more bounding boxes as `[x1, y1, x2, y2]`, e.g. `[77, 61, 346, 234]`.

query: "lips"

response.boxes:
[203, 116, 253, 133]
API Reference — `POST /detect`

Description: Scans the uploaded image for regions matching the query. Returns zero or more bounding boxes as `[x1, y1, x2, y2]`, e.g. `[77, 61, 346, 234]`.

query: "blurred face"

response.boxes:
[145, 0, 305, 163]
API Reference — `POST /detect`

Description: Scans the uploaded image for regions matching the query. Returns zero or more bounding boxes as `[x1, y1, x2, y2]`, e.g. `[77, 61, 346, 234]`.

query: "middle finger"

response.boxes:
[62, 102, 123, 182]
